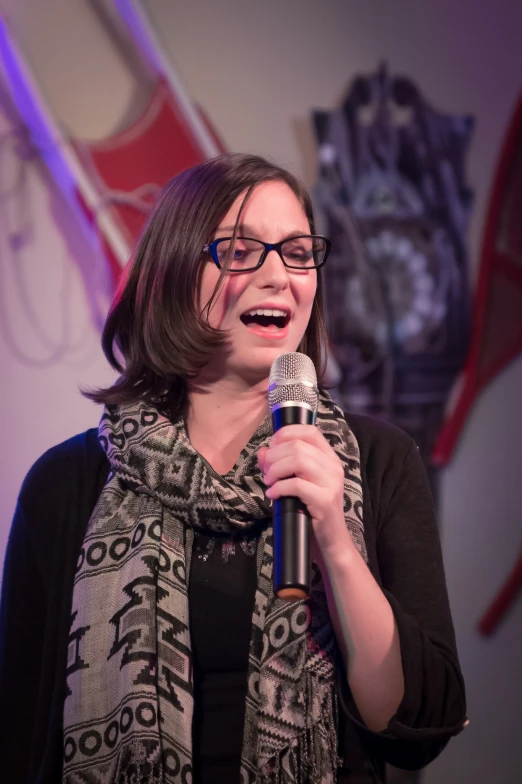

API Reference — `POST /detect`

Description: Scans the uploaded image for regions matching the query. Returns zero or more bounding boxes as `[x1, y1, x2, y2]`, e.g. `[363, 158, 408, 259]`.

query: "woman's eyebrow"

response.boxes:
[283, 232, 310, 240]
[214, 225, 310, 239]
[214, 223, 257, 234]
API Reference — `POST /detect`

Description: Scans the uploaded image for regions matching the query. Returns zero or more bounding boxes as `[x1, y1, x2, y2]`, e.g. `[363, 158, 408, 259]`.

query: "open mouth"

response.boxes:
[240, 308, 290, 331]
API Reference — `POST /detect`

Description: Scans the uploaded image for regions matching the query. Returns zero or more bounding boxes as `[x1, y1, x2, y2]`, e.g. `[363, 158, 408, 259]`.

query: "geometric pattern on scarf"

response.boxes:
[62, 393, 367, 783]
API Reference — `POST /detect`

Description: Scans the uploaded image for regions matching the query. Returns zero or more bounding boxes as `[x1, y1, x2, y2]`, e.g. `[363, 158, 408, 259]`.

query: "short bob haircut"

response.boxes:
[85, 153, 328, 417]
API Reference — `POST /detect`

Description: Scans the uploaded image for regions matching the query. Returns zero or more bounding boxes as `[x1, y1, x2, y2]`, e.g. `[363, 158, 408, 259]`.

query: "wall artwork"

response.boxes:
[0, 4, 224, 295]
[313, 64, 474, 498]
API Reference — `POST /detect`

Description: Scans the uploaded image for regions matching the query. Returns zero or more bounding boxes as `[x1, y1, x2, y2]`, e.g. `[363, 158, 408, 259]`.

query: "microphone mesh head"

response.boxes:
[268, 352, 319, 413]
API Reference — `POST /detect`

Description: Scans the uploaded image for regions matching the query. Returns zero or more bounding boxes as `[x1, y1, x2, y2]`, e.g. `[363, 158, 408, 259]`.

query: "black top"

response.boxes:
[190, 530, 260, 782]
[0, 413, 467, 783]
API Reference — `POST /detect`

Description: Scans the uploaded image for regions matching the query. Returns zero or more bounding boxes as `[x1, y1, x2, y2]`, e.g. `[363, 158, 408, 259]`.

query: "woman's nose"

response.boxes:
[256, 249, 290, 288]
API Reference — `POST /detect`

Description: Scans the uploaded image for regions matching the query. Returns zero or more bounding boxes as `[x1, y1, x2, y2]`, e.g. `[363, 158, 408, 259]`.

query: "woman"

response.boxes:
[0, 153, 467, 783]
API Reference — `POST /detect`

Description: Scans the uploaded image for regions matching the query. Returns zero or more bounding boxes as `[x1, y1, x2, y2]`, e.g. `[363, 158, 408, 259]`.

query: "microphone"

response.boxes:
[268, 352, 319, 601]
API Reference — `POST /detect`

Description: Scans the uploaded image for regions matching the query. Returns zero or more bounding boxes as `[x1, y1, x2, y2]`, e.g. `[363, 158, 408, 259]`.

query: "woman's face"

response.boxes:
[199, 180, 317, 383]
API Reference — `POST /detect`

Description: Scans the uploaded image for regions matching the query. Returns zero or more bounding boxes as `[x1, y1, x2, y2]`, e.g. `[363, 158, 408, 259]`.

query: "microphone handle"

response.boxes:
[271, 405, 315, 601]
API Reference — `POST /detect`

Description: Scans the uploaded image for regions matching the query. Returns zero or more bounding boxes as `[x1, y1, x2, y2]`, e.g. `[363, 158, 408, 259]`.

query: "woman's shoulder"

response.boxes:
[18, 428, 109, 526]
[21, 428, 105, 489]
[9, 429, 109, 584]
[344, 411, 416, 467]
[343, 411, 434, 540]
[343, 411, 427, 517]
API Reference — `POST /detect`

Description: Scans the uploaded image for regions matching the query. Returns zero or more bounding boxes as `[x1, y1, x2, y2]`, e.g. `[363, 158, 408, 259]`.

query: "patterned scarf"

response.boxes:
[62, 394, 367, 783]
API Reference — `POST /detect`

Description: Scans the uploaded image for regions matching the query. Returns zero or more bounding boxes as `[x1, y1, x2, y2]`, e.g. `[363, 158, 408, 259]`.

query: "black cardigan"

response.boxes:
[0, 413, 467, 783]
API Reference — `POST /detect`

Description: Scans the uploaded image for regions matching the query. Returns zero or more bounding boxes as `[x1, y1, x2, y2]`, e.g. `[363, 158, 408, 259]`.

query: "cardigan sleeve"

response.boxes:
[339, 436, 468, 771]
[0, 504, 47, 782]
[0, 429, 110, 784]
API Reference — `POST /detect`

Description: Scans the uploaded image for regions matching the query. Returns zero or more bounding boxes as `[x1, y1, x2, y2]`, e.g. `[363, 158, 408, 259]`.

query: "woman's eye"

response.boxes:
[287, 250, 311, 263]
[217, 244, 247, 258]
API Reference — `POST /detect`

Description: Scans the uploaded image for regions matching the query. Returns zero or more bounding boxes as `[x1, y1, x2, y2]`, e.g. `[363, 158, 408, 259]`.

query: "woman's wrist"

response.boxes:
[314, 521, 358, 575]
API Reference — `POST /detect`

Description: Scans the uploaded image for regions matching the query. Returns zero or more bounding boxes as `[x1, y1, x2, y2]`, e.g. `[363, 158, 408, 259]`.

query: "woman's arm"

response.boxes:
[261, 424, 406, 730]
[314, 529, 405, 732]
[370, 438, 467, 735]
[0, 505, 47, 781]
[0, 429, 110, 782]
[260, 424, 467, 769]
[337, 436, 468, 770]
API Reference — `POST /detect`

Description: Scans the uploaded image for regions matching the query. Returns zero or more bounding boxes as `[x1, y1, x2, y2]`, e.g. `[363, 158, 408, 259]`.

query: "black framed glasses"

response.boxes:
[203, 235, 331, 271]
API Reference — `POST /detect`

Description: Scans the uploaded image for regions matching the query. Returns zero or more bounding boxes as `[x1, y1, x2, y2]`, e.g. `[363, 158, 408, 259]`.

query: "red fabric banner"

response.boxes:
[433, 94, 522, 466]
[71, 78, 212, 259]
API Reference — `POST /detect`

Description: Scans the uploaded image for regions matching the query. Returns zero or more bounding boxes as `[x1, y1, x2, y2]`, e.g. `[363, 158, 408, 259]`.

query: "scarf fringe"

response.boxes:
[258, 677, 342, 783]
[111, 739, 164, 784]
[258, 721, 341, 783]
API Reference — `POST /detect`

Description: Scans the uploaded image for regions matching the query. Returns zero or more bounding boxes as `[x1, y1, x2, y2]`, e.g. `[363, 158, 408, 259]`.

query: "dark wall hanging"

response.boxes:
[313, 64, 474, 497]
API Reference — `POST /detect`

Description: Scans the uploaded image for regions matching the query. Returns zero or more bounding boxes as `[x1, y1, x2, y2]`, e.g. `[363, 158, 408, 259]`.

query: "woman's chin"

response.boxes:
[233, 346, 297, 380]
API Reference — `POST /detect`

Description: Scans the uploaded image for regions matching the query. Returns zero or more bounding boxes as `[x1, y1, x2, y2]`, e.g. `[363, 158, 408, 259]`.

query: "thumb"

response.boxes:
[257, 446, 268, 472]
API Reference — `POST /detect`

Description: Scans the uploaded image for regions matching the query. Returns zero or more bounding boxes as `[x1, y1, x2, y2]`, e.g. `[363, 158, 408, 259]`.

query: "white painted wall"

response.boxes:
[0, 1, 521, 781]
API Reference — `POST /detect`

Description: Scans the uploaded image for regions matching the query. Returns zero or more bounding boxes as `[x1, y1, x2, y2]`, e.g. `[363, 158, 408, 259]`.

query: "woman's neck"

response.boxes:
[186, 375, 270, 475]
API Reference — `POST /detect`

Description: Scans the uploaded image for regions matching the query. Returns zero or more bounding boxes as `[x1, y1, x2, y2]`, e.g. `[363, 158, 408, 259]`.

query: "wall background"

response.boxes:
[0, 1, 521, 782]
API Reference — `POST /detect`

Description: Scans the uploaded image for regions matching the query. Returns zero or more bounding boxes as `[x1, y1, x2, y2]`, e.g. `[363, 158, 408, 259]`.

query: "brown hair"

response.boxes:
[84, 153, 328, 416]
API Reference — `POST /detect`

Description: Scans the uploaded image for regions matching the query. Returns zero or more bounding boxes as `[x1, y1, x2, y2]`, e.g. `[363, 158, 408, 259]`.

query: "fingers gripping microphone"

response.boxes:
[268, 353, 319, 601]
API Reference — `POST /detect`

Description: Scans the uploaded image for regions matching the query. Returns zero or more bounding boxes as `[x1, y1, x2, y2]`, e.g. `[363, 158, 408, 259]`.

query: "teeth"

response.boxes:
[244, 308, 288, 318]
